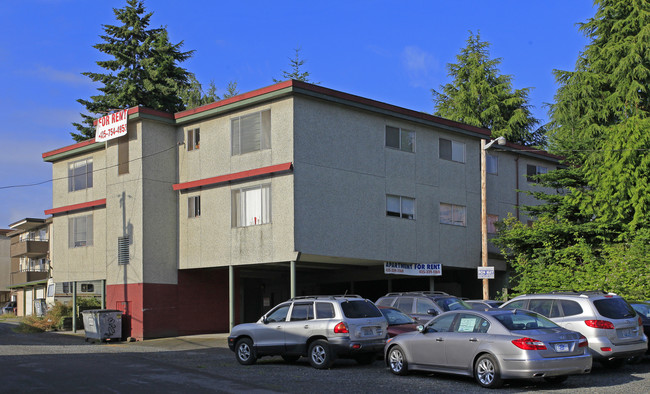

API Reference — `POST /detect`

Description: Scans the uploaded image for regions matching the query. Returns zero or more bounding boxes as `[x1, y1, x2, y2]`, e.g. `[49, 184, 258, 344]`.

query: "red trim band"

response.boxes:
[42, 139, 98, 159]
[173, 163, 293, 191]
[45, 198, 107, 215]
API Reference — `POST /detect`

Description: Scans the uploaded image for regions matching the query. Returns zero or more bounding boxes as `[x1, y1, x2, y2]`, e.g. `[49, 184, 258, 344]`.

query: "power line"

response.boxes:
[0, 142, 180, 190]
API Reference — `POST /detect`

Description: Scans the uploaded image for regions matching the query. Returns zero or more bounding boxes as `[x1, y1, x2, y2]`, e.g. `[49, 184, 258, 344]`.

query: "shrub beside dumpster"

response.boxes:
[82, 309, 123, 342]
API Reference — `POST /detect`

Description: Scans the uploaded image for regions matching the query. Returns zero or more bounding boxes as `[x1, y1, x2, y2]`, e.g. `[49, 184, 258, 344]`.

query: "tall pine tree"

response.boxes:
[494, 0, 650, 298]
[550, 0, 650, 232]
[72, 0, 193, 141]
[432, 32, 544, 147]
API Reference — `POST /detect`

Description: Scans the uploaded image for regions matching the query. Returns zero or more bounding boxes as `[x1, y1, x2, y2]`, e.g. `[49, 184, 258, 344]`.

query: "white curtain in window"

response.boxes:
[244, 188, 262, 225]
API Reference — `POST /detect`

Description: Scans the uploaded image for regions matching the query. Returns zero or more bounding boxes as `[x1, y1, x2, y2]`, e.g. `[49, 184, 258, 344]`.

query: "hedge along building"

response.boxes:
[42, 80, 559, 339]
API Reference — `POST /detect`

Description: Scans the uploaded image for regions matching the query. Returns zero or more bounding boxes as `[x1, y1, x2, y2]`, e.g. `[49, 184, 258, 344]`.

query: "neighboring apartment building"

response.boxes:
[7, 218, 51, 316]
[42, 80, 559, 339]
[0, 229, 11, 304]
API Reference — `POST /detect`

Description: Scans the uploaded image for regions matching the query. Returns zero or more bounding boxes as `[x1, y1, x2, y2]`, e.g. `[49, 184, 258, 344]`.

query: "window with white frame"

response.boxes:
[440, 203, 466, 226]
[486, 154, 498, 175]
[385, 126, 415, 152]
[487, 214, 499, 234]
[232, 184, 271, 227]
[187, 128, 200, 151]
[386, 195, 415, 220]
[439, 138, 465, 163]
[188, 196, 201, 218]
[231, 110, 271, 155]
[68, 214, 93, 248]
[527, 164, 548, 182]
[68, 158, 93, 192]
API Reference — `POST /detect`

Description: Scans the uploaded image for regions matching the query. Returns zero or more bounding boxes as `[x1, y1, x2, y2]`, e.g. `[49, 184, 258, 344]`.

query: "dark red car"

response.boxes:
[378, 306, 419, 337]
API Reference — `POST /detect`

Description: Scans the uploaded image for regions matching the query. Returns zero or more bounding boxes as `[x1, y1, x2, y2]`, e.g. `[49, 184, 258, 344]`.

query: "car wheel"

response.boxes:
[474, 354, 503, 388]
[600, 358, 625, 369]
[387, 346, 409, 375]
[281, 355, 300, 363]
[235, 338, 257, 365]
[544, 375, 568, 384]
[354, 353, 376, 365]
[308, 340, 334, 369]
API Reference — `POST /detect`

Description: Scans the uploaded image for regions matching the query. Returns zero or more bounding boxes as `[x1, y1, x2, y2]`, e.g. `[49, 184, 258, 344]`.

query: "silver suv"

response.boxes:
[228, 295, 387, 369]
[501, 291, 648, 367]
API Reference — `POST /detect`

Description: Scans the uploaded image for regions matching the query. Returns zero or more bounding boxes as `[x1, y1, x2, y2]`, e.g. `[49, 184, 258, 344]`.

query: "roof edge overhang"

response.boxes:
[42, 80, 561, 164]
[8, 278, 49, 289]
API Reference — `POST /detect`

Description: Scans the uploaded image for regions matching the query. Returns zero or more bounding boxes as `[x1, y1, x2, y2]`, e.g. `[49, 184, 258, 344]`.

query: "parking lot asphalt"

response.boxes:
[2, 319, 649, 393]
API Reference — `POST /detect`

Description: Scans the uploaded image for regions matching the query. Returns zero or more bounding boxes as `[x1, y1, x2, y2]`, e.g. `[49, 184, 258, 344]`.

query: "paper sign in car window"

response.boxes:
[458, 318, 476, 332]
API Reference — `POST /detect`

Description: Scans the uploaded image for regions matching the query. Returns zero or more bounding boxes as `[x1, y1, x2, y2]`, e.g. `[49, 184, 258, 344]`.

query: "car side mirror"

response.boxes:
[427, 309, 439, 316]
[262, 316, 269, 324]
[417, 325, 425, 333]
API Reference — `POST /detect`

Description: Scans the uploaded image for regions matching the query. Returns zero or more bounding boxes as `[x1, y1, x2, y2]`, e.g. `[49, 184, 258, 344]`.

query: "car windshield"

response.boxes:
[341, 300, 382, 318]
[435, 297, 471, 311]
[381, 308, 415, 325]
[495, 311, 559, 331]
[593, 298, 637, 319]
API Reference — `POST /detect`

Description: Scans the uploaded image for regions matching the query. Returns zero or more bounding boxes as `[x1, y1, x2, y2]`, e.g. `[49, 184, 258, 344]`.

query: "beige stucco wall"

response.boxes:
[292, 95, 558, 272]
[178, 98, 296, 269]
[51, 148, 108, 283]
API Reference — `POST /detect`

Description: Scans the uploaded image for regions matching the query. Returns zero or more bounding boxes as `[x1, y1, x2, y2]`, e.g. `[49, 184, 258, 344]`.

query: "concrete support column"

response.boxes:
[229, 265, 235, 330]
[72, 281, 77, 333]
[290, 261, 296, 298]
[101, 280, 106, 309]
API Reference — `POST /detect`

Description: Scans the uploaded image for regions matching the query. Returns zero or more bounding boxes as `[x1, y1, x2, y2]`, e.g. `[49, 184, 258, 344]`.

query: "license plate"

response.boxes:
[619, 328, 633, 338]
[554, 343, 570, 352]
[362, 328, 374, 336]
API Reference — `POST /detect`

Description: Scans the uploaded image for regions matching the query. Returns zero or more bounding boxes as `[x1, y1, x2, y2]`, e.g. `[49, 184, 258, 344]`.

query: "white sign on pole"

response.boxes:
[95, 109, 129, 142]
[477, 266, 495, 279]
[384, 262, 442, 276]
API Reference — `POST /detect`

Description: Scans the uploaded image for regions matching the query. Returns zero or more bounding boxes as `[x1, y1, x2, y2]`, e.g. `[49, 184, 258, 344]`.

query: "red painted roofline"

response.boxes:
[42, 138, 98, 159]
[45, 198, 106, 215]
[174, 81, 293, 119]
[173, 163, 293, 191]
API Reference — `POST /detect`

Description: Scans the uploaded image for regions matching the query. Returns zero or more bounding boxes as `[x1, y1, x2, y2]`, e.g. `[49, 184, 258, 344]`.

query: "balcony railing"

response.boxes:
[10, 240, 48, 257]
[10, 270, 49, 286]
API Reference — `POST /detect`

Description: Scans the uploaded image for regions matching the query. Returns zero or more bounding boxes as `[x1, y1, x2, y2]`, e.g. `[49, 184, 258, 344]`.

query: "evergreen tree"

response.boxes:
[494, 0, 650, 298]
[549, 0, 650, 232]
[72, 0, 193, 141]
[179, 76, 240, 110]
[432, 32, 543, 147]
[273, 47, 319, 84]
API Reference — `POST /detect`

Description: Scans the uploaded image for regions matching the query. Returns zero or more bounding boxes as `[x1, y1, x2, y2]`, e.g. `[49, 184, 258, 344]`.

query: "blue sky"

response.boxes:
[0, 0, 595, 228]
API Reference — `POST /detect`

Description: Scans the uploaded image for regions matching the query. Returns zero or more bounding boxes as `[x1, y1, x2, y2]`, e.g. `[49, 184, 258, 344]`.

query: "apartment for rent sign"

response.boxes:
[95, 109, 128, 142]
[384, 262, 442, 276]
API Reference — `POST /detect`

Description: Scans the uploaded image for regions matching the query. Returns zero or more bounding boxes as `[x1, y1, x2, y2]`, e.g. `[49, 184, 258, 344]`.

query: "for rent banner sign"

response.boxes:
[95, 109, 128, 142]
[384, 262, 442, 276]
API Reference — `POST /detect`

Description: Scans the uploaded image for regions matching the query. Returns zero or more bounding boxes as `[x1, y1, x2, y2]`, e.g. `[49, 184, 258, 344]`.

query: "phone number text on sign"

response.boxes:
[96, 109, 129, 142]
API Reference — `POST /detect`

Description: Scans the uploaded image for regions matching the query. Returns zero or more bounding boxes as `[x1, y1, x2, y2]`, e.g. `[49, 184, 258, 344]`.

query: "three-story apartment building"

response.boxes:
[43, 80, 558, 339]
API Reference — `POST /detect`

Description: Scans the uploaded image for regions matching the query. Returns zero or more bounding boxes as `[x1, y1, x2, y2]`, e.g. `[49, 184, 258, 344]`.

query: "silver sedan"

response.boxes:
[384, 309, 592, 388]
